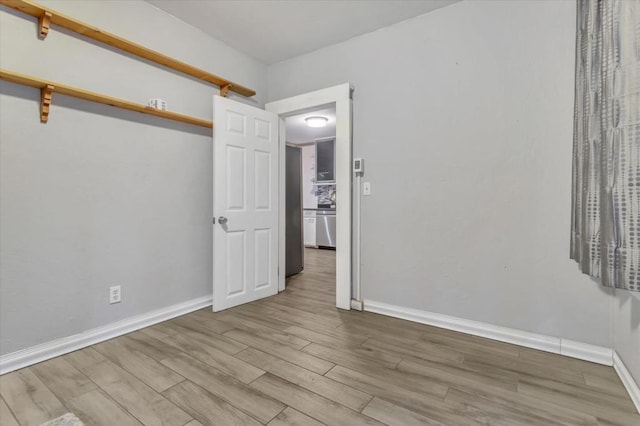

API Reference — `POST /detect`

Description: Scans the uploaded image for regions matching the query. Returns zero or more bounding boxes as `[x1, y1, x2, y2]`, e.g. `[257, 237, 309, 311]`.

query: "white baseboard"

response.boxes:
[560, 339, 614, 365]
[0, 295, 212, 375]
[350, 299, 363, 311]
[613, 351, 640, 414]
[363, 299, 613, 365]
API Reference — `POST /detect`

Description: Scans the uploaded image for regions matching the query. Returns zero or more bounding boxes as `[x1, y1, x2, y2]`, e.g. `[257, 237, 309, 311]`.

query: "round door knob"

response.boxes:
[218, 216, 228, 224]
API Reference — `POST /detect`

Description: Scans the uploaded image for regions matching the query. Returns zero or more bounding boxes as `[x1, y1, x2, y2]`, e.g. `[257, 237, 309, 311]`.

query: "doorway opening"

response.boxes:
[266, 83, 353, 310]
[283, 107, 337, 302]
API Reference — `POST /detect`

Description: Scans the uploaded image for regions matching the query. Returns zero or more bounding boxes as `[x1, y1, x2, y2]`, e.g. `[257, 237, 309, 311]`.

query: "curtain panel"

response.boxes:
[571, 0, 640, 291]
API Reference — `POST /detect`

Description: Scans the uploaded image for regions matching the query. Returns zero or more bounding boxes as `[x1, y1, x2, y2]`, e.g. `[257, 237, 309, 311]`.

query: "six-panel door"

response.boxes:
[213, 96, 279, 311]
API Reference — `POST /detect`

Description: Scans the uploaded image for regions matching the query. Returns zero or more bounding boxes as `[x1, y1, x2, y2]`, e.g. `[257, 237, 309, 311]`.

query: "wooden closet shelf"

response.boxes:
[0, 0, 256, 97]
[0, 69, 214, 128]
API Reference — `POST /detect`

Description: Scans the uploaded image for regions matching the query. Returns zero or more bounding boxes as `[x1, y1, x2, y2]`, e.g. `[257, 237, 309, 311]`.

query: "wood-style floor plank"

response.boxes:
[148, 321, 249, 355]
[396, 357, 519, 393]
[2, 248, 637, 426]
[362, 397, 445, 426]
[521, 375, 638, 414]
[30, 357, 97, 401]
[183, 420, 204, 426]
[0, 398, 19, 426]
[250, 373, 384, 426]
[361, 335, 464, 365]
[519, 347, 617, 377]
[325, 365, 479, 426]
[163, 381, 262, 426]
[160, 353, 284, 424]
[221, 309, 294, 332]
[119, 332, 185, 362]
[261, 300, 343, 328]
[334, 322, 423, 348]
[302, 342, 402, 371]
[444, 380, 603, 426]
[65, 389, 142, 426]
[303, 344, 448, 399]
[93, 338, 185, 393]
[218, 314, 312, 349]
[0, 370, 68, 426]
[65, 348, 192, 426]
[148, 330, 264, 384]
[267, 407, 324, 426]
[444, 388, 567, 426]
[583, 372, 630, 397]
[223, 329, 334, 375]
[284, 325, 368, 348]
[518, 380, 640, 425]
[236, 347, 372, 411]
[180, 311, 237, 334]
[462, 350, 587, 386]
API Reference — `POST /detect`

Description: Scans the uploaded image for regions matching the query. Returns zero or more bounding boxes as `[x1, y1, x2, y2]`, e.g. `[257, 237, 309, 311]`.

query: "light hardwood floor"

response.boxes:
[1, 248, 638, 425]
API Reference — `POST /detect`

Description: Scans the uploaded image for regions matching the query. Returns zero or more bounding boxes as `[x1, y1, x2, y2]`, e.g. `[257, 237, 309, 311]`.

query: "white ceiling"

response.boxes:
[285, 107, 336, 144]
[146, 0, 458, 64]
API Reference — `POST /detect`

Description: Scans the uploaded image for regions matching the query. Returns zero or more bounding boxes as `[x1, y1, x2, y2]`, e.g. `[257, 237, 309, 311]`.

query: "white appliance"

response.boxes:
[316, 209, 336, 248]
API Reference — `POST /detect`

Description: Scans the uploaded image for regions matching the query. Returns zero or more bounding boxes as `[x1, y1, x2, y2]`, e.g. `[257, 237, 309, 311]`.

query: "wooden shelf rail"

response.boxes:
[0, 0, 256, 98]
[0, 69, 214, 128]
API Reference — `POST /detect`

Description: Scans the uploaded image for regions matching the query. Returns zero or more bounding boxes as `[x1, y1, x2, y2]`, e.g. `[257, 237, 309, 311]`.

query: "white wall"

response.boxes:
[0, 0, 266, 355]
[268, 0, 614, 347]
[615, 290, 640, 383]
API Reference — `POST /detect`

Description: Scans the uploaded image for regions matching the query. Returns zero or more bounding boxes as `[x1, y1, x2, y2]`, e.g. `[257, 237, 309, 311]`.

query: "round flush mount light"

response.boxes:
[305, 116, 328, 128]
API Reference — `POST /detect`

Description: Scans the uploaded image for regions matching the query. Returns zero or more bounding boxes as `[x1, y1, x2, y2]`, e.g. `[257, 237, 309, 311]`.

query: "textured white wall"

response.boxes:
[0, 0, 266, 355]
[268, 0, 614, 347]
[615, 290, 640, 384]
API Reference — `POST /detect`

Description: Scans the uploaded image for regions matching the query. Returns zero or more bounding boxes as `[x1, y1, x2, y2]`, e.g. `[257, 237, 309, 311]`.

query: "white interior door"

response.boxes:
[213, 95, 279, 312]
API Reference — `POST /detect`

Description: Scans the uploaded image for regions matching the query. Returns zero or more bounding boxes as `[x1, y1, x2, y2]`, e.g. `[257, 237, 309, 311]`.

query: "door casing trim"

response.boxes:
[266, 83, 352, 310]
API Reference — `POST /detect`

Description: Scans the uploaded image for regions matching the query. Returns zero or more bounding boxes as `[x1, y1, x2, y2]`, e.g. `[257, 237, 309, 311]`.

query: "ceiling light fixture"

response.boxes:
[305, 116, 328, 128]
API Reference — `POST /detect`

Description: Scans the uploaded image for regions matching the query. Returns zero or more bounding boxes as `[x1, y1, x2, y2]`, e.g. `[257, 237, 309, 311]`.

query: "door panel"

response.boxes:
[226, 146, 246, 210]
[254, 151, 271, 209]
[213, 96, 279, 311]
[226, 231, 246, 297]
[254, 228, 271, 289]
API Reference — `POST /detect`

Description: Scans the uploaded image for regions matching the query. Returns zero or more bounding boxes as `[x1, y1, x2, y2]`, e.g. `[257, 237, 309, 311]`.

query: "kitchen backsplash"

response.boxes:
[316, 184, 336, 206]
[302, 145, 336, 208]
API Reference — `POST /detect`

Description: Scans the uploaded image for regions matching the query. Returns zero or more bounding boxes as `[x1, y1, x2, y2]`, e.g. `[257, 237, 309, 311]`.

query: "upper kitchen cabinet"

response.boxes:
[315, 137, 336, 183]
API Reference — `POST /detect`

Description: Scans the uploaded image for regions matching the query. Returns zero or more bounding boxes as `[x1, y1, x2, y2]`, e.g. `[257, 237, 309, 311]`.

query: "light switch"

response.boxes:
[363, 182, 371, 196]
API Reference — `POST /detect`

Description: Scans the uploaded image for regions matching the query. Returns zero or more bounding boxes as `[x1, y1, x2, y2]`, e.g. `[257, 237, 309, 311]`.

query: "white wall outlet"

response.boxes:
[363, 182, 372, 196]
[109, 285, 121, 304]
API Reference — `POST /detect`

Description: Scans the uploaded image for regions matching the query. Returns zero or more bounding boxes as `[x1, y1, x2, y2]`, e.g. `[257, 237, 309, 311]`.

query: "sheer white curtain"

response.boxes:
[571, 0, 640, 292]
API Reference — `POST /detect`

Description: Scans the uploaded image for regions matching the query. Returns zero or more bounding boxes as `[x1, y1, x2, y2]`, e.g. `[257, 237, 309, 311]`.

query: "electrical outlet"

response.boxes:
[109, 285, 121, 304]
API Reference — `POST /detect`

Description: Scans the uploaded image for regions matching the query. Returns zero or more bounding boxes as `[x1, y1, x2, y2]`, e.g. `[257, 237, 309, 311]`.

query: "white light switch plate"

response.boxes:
[363, 182, 371, 196]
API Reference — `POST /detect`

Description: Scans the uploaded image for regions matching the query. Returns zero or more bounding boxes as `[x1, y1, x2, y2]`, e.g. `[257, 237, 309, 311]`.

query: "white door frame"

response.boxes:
[266, 83, 352, 310]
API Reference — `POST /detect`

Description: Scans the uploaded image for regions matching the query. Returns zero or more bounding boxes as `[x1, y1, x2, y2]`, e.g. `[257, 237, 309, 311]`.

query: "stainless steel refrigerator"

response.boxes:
[286, 145, 304, 276]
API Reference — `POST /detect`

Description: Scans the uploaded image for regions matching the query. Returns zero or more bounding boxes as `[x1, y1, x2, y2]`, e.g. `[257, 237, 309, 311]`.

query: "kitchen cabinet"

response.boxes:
[303, 210, 317, 247]
[315, 137, 335, 182]
[302, 145, 317, 208]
